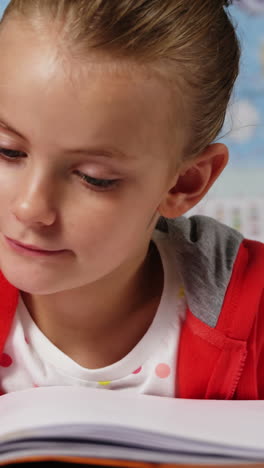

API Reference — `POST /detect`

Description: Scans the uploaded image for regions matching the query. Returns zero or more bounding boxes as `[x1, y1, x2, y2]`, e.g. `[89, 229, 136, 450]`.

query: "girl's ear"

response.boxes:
[158, 143, 229, 219]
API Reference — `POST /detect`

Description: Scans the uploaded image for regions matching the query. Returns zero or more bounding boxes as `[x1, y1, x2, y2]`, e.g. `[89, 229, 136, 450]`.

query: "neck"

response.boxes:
[21, 241, 163, 367]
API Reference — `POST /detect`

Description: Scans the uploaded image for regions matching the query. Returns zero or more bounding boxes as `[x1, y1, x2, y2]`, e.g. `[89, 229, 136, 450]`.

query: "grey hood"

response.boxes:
[156, 215, 244, 327]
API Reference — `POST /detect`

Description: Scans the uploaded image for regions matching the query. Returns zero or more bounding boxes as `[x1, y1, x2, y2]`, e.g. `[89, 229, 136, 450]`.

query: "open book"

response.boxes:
[0, 386, 264, 467]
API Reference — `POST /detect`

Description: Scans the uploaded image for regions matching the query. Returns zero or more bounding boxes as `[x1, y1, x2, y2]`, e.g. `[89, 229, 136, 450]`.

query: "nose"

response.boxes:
[11, 173, 57, 227]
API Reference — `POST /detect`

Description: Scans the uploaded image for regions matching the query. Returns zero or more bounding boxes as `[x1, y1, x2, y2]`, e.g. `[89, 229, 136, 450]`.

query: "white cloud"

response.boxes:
[237, 0, 264, 14]
[223, 99, 260, 143]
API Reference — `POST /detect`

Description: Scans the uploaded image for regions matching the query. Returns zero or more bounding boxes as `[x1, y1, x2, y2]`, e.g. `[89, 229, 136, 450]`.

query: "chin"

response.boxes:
[0, 264, 63, 295]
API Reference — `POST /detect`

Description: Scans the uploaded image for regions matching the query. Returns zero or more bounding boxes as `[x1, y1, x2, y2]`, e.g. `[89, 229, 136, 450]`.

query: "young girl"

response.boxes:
[0, 0, 263, 400]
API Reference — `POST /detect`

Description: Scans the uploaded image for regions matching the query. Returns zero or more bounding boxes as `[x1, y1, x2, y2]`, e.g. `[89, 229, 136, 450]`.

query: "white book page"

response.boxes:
[0, 386, 263, 454]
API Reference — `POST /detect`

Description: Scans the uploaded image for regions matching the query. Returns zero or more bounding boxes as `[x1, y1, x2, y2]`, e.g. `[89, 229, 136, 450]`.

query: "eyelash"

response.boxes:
[0, 148, 119, 191]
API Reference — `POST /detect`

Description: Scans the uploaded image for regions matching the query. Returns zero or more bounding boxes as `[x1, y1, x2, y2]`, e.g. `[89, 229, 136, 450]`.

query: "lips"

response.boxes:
[4, 236, 66, 255]
[6, 237, 59, 252]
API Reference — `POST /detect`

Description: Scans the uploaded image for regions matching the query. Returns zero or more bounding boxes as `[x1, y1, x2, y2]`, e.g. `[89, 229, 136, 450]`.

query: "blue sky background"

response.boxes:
[218, 3, 264, 170]
[0, 0, 8, 16]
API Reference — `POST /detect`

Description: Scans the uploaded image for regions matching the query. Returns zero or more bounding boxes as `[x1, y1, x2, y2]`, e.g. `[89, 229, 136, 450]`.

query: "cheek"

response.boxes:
[67, 196, 155, 261]
[0, 168, 15, 193]
[0, 172, 16, 221]
[0, 165, 23, 205]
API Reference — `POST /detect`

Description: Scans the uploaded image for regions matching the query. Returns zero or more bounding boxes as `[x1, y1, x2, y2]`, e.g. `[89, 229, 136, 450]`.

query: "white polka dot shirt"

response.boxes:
[0, 230, 187, 398]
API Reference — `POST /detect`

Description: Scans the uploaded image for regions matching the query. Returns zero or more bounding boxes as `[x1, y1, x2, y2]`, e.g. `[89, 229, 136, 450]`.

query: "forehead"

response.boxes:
[0, 20, 165, 96]
[0, 15, 168, 87]
[0, 17, 185, 165]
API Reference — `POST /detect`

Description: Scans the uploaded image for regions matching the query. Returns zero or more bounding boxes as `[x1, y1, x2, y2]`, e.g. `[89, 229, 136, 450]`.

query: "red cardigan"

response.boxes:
[178, 239, 264, 399]
[0, 238, 264, 399]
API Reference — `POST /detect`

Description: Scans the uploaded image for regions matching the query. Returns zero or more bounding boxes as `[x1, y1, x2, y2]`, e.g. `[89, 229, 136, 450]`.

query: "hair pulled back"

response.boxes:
[1, 0, 240, 159]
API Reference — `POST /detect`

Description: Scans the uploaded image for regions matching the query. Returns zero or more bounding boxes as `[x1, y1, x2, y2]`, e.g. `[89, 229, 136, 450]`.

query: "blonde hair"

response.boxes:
[1, 0, 240, 159]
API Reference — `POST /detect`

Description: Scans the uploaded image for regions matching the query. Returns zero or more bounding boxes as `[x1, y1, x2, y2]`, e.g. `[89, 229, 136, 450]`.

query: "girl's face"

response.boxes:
[0, 19, 182, 294]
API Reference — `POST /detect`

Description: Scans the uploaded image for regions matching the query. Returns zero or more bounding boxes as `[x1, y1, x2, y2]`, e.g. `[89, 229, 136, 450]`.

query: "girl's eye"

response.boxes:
[74, 170, 119, 191]
[0, 148, 26, 159]
[0, 149, 119, 191]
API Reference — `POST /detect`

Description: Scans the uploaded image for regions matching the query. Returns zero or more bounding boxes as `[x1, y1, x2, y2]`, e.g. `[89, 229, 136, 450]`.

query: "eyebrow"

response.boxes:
[0, 118, 25, 140]
[0, 118, 132, 161]
[63, 147, 131, 160]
